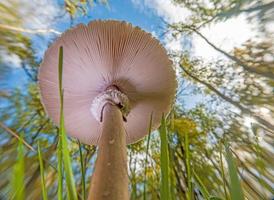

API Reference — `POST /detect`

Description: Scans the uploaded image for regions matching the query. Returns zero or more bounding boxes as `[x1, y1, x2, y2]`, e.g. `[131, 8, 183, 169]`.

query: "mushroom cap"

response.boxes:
[38, 20, 177, 145]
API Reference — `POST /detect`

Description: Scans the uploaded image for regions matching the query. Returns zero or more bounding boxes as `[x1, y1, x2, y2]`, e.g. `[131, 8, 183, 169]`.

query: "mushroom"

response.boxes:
[38, 20, 177, 199]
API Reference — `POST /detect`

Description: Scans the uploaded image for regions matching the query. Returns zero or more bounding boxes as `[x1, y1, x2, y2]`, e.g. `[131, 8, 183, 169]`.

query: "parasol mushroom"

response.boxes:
[38, 20, 177, 199]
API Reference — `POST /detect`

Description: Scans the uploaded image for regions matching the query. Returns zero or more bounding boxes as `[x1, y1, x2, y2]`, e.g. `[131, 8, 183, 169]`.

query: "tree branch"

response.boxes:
[0, 121, 35, 151]
[181, 66, 274, 131]
[171, 24, 274, 79]
[0, 24, 61, 35]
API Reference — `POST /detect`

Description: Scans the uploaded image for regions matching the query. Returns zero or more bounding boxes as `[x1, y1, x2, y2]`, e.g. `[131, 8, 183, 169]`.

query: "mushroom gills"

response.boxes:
[90, 85, 130, 122]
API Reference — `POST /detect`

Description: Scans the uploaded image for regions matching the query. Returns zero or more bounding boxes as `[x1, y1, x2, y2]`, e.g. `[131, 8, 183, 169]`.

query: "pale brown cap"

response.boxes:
[38, 20, 177, 145]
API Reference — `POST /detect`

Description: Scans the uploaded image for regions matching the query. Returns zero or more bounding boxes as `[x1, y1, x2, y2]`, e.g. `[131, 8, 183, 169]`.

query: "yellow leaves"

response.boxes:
[145, 167, 156, 179]
[65, 0, 88, 17]
[180, 56, 192, 70]
[172, 117, 199, 137]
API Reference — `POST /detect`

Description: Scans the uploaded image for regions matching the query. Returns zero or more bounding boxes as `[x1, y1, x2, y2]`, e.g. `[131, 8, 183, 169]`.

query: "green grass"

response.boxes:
[57, 46, 64, 200]
[78, 140, 86, 200]
[159, 114, 170, 200]
[58, 46, 78, 200]
[38, 142, 48, 200]
[225, 143, 244, 200]
[143, 113, 153, 200]
[11, 135, 25, 200]
[193, 170, 210, 200]
[219, 145, 229, 200]
[184, 131, 192, 200]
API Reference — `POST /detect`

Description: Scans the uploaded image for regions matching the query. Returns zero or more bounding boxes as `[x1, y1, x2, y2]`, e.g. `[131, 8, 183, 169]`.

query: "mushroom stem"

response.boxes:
[88, 103, 129, 200]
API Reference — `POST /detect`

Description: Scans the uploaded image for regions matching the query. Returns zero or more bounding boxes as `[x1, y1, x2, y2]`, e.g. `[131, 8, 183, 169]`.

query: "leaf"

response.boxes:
[159, 114, 170, 200]
[225, 144, 244, 200]
[173, 118, 199, 137]
[38, 142, 48, 200]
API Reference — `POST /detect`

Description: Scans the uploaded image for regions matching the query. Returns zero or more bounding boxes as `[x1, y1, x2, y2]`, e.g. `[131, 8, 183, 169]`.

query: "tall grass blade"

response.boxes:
[57, 138, 63, 200]
[78, 140, 86, 200]
[225, 143, 244, 200]
[219, 145, 229, 200]
[209, 197, 223, 200]
[252, 124, 268, 198]
[11, 135, 25, 200]
[57, 46, 64, 200]
[143, 112, 153, 200]
[159, 114, 170, 200]
[58, 46, 78, 200]
[169, 111, 176, 200]
[184, 131, 192, 200]
[38, 142, 48, 200]
[62, 131, 78, 200]
[169, 148, 176, 200]
[193, 170, 210, 200]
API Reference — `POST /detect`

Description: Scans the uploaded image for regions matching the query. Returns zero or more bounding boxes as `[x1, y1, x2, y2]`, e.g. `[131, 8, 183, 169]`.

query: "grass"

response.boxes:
[159, 114, 170, 200]
[219, 145, 229, 200]
[184, 130, 192, 200]
[78, 140, 86, 200]
[11, 135, 25, 200]
[193, 170, 210, 200]
[38, 142, 48, 200]
[57, 46, 78, 200]
[57, 46, 64, 200]
[225, 143, 244, 200]
[143, 113, 153, 200]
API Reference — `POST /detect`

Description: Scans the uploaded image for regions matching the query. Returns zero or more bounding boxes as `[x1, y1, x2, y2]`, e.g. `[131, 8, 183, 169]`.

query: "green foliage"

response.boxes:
[10, 135, 25, 200]
[159, 115, 170, 200]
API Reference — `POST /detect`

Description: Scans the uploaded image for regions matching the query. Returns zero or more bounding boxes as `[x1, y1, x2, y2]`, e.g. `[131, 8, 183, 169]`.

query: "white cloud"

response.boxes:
[131, 0, 260, 62]
[131, 0, 191, 23]
[164, 32, 183, 52]
[192, 15, 258, 61]
[150, 30, 158, 38]
[0, 49, 22, 68]
[16, 0, 63, 30]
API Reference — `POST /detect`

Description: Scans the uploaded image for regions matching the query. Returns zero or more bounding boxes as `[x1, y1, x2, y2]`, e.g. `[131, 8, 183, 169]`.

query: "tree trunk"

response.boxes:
[88, 103, 129, 200]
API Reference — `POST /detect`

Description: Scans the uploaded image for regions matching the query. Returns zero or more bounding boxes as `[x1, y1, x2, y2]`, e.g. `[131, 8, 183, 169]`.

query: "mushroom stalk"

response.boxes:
[88, 103, 129, 200]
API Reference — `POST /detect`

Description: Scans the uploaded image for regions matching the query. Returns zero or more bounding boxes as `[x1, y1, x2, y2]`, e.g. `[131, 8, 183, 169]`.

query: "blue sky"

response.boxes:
[0, 0, 259, 110]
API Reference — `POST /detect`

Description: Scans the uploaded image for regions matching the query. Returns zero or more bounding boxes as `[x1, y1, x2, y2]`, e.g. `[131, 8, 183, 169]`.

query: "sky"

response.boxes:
[1, 0, 259, 109]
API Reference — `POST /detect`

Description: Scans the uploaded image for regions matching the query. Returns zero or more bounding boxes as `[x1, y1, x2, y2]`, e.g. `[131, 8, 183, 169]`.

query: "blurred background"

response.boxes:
[0, 0, 273, 199]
